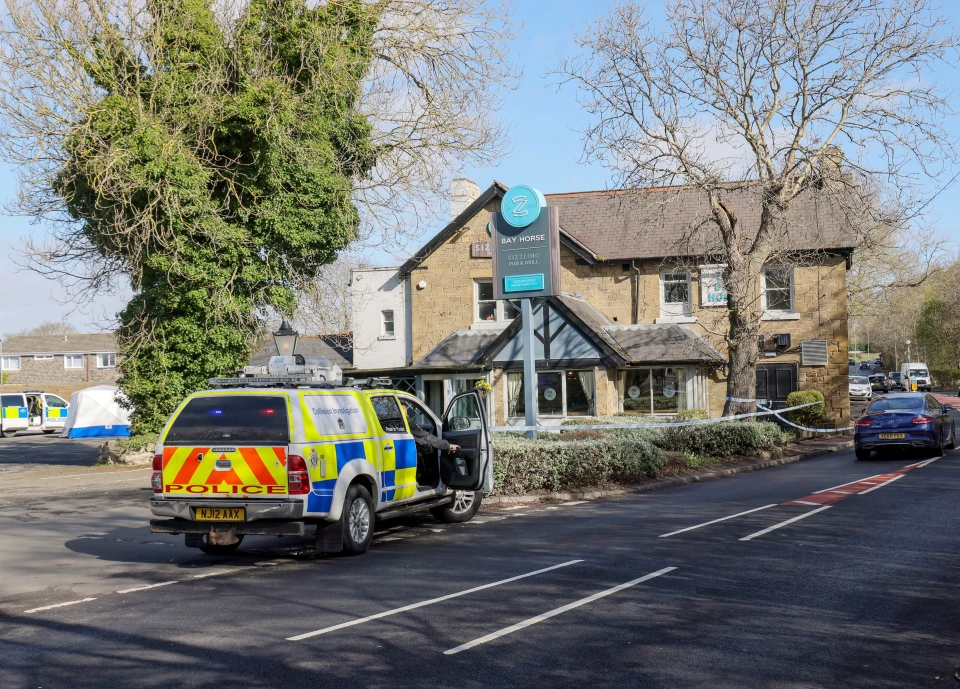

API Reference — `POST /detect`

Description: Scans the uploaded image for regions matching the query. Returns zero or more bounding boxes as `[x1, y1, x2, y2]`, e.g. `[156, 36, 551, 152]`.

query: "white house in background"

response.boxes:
[350, 266, 410, 369]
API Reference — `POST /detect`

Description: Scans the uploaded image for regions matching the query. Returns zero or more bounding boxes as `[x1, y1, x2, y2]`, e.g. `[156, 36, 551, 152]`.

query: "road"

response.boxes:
[1, 430, 959, 688]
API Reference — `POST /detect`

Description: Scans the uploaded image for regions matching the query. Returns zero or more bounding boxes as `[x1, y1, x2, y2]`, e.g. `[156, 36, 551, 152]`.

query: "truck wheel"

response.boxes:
[0, 430, 16, 438]
[342, 484, 374, 555]
[430, 490, 483, 523]
[43, 429, 58, 434]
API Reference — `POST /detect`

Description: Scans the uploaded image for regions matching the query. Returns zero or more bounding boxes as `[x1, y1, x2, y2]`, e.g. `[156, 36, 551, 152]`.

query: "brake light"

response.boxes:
[287, 455, 310, 494]
[911, 416, 934, 425]
[152, 454, 163, 493]
[855, 418, 873, 427]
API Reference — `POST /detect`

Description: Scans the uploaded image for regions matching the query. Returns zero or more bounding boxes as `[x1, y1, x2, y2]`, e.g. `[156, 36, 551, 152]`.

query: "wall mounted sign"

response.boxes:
[700, 264, 728, 307]
[500, 184, 547, 228]
[471, 241, 491, 258]
[491, 189, 559, 300]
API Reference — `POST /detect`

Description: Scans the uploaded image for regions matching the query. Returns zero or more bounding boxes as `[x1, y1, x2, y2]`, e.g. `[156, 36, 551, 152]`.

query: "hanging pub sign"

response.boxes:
[491, 184, 560, 299]
[700, 264, 728, 307]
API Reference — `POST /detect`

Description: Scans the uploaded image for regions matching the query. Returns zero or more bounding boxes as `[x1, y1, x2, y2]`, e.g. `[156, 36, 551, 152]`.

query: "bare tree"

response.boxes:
[555, 0, 956, 415]
[3, 320, 78, 339]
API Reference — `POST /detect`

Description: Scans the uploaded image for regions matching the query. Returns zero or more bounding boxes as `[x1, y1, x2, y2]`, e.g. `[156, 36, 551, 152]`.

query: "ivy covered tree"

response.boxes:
[53, 0, 378, 432]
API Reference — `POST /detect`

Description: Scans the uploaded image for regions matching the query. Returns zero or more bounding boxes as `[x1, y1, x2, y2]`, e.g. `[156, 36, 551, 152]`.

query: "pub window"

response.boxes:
[622, 368, 688, 415]
[506, 370, 595, 418]
[762, 266, 794, 313]
[474, 279, 521, 322]
[660, 269, 692, 317]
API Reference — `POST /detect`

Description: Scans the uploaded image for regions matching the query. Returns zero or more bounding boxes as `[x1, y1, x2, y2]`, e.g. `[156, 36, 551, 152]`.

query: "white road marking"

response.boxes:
[286, 560, 584, 641]
[739, 506, 832, 541]
[466, 520, 487, 524]
[858, 474, 905, 494]
[658, 504, 777, 538]
[191, 570, 237, 579]
[499, 505, 526, 511]
[374, 537, 401, 543]
[117, 581, 179, 594]
[561, 501, 589, 506]
[812, 474, 885, 494]
[916, 457, 941, 468]
[792, 500, 821, 506]
[24, 598, 97, 614]
[443, 567, 677, 655]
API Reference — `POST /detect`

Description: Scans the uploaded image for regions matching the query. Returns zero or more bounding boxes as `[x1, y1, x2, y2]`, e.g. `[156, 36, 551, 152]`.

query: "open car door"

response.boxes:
[440, 391, 493, 492]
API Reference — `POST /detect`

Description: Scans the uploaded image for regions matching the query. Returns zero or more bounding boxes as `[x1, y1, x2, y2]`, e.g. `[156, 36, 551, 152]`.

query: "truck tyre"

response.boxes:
[855, 448, 871, 461]
[43, 429, 58, 434]
[430, 490, 483, 523]
[342, 484, 374, 555]
[0, 430, 16, 438]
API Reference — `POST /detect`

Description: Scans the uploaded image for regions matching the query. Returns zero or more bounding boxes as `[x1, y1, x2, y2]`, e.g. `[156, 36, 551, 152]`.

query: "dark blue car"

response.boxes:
[854, 394, 955, 460]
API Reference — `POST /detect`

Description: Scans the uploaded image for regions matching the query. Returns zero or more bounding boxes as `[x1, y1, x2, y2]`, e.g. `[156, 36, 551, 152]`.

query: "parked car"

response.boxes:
[848, 359, 856, 367]
[849, 376, 872, 401]
[887, 372, 904, 391]
[859, 362, 871, 370]
[854, 393, 955, 460]
[868, 374, 888, 393]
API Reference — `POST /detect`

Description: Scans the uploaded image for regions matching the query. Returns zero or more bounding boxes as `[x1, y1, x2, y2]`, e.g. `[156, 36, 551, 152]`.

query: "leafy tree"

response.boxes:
[4, 321, 78, 339]
[52, 0, 380, 432]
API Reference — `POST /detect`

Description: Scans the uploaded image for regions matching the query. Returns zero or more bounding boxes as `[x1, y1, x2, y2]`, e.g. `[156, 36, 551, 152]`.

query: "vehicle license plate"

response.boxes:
[878, 433, 905, 439]
[195, 507, 245, 521]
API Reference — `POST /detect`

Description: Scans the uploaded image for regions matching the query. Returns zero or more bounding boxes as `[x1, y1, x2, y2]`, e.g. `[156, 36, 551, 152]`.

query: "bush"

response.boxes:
[931, 368, 960, 388]
[653, 421, 786, 457]
[674, 408, 709, 422]
[785, 390, 825, 427]
[491, 432, 665, 496]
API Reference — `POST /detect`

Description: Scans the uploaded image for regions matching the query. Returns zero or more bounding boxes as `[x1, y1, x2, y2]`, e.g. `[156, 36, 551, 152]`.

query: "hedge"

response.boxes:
[785, 390, 825, 427]
[491, 433, 664, 496]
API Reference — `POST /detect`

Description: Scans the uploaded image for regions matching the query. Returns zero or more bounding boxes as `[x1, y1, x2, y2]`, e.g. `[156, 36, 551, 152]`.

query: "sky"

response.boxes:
[2, 0, 960, 335]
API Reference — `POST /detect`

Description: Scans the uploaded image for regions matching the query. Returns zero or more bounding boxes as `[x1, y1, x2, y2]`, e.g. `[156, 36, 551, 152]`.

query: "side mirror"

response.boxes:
[944, 404, 954, 411]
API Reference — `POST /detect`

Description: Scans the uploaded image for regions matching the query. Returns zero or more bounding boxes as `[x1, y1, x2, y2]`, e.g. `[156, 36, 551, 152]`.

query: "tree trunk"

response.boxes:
[722, 262, 760, 417]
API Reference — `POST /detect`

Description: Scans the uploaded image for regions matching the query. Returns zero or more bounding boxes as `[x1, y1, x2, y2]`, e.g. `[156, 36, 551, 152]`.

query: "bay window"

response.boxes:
[506, 369, 595, 418]
[622, 367, 688, 414]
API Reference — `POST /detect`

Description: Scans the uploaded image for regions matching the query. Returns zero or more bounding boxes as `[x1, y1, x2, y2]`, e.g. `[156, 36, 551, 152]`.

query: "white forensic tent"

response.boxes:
[60, 385, 132, 439]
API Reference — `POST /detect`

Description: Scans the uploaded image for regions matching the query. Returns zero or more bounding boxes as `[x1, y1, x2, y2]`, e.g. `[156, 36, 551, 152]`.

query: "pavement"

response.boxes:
[1, 426, 959, 688]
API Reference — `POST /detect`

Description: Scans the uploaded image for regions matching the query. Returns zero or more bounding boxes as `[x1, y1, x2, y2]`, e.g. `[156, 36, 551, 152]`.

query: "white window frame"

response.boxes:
[64, 354, 84, 370]
[33, 355, 54, 361]
[761, 265, 799, 320]
[473, 279, 520, 325]
[380, 310, 396, 339]
[1, 355, 21, 371]
[96, 353, 116, 369]
[656, 268, 695, 323]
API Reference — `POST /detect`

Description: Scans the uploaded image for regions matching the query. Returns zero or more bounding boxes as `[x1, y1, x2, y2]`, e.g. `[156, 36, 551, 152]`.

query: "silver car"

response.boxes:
[849, 376, 872, 400]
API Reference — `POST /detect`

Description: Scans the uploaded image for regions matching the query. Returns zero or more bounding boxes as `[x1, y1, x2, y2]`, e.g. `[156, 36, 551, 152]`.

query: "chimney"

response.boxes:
[450, 178, 481, 221]
[817, 146, 845, 191]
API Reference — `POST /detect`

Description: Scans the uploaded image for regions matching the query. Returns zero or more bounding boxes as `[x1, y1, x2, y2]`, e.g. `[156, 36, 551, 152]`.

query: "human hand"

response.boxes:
[448, 444, 460, 453]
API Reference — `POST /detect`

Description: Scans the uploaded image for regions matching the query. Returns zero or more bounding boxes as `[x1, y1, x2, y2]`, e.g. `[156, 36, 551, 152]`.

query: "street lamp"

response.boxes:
[906, 339, 911, 362]
[273, 319, 299, 357]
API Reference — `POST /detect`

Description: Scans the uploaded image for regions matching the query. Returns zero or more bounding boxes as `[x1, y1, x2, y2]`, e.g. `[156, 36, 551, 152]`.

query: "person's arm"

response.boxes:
[410, 424, 459, 452]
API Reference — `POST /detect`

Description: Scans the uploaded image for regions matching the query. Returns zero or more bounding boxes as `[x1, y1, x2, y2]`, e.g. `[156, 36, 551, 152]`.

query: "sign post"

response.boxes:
[492, 185, 560, 439]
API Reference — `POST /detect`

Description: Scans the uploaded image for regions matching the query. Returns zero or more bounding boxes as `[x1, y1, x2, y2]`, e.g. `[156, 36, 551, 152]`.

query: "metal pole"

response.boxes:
[521, 298, 538, 439]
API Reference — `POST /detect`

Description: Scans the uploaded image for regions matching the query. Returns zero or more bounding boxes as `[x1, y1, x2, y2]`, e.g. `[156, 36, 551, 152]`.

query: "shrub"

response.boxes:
[491, 432, 664, 496]
[674, 408, 709, 422]
[656, 421, 786, 457]
[785, 390, 825, 427]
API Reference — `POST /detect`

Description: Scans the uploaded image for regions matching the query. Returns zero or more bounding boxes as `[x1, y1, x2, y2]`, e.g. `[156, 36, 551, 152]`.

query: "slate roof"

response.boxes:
[604, 324, 725, 364]
[547, 185, 856, 261]
[1, 333, 116, 355]
[413, 329, 505, 369]
[250, 334, 353, 369]
[413, 295, 725, 369]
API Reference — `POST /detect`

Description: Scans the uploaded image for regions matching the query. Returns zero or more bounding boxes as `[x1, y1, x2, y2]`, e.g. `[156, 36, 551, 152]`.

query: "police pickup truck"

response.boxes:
[149, 357, 493, 555]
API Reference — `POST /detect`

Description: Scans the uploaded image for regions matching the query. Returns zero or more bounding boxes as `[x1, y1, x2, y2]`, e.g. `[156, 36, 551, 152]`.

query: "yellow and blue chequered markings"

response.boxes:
[306, 440, 370, 513]
[2, 407, 28, 419]
[46, 408, 67, 418]
[381, 439, 417, 503]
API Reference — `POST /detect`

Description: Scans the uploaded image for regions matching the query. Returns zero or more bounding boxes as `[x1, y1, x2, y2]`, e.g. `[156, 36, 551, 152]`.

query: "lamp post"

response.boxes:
[273, 319, 299, 357]
[906, 339, 911, 363]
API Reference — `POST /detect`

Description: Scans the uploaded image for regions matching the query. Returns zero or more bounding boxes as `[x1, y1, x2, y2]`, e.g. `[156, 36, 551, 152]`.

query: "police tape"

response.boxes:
[490, 400, 822, 432]
[756, 403, 854, 434]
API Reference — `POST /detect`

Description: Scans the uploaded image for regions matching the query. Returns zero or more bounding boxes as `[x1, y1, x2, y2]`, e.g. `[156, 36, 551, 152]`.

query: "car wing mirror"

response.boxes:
[944, 404, 954, 411]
